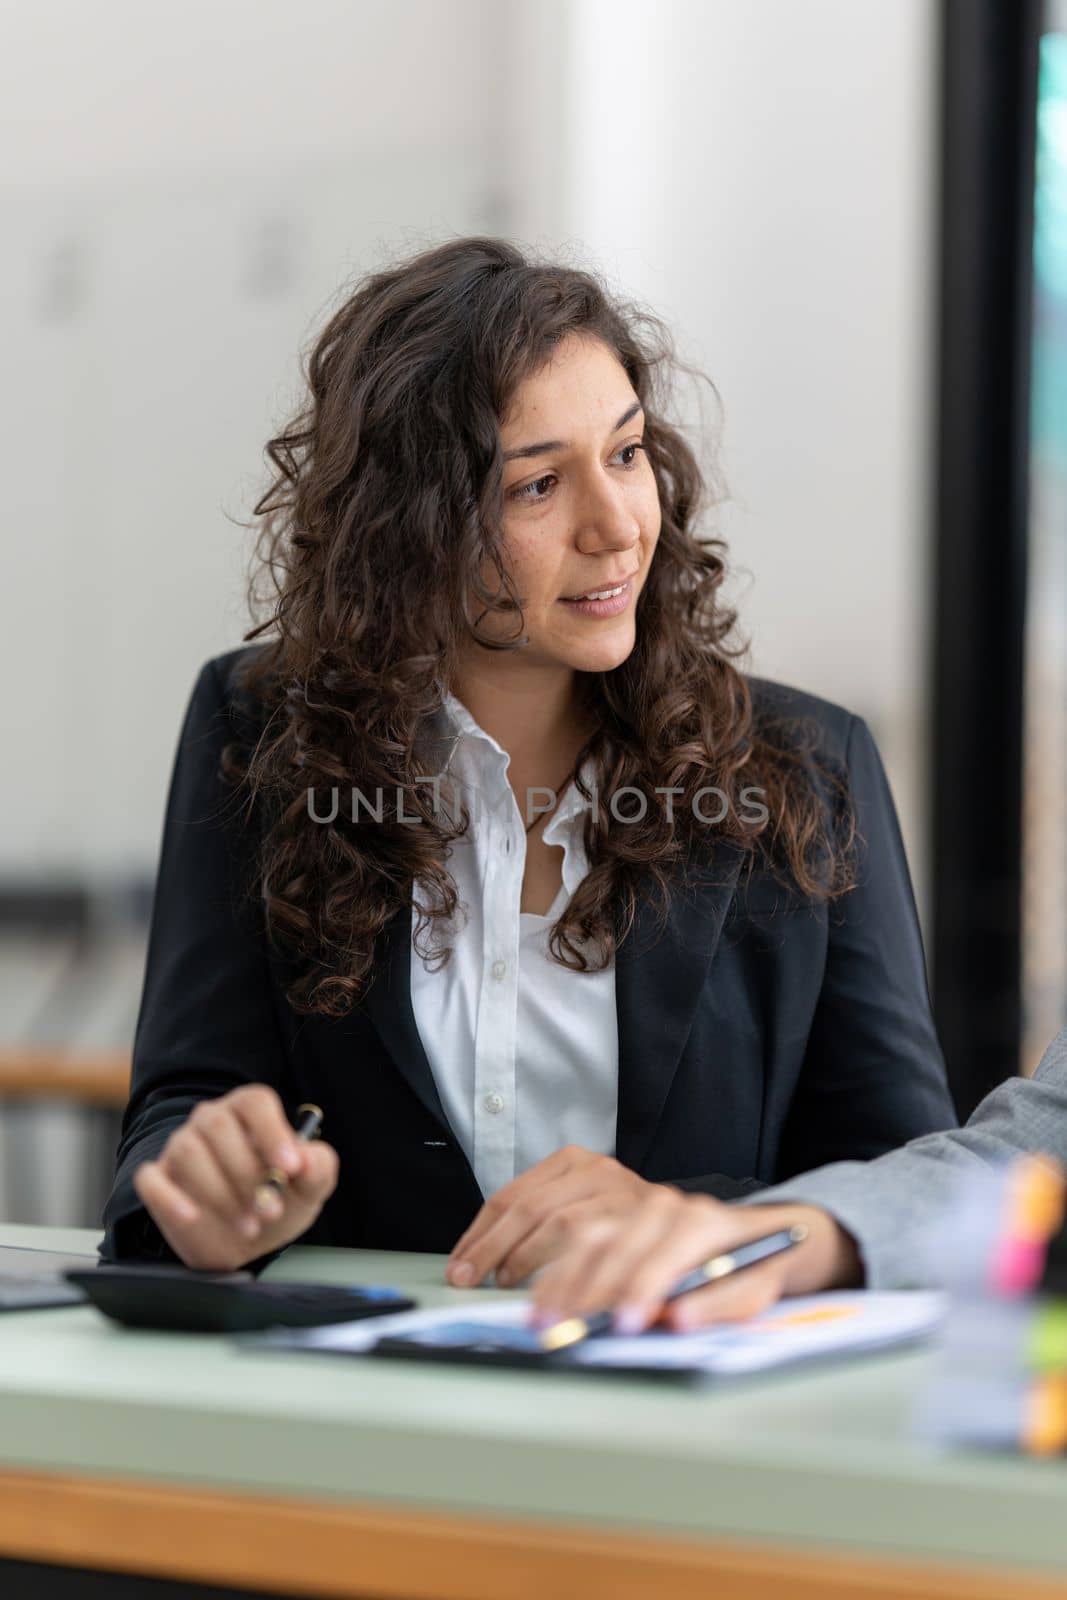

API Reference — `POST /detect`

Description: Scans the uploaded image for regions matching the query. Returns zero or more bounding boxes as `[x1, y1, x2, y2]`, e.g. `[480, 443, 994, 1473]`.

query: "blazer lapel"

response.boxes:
[357, 904, 455, 1136]
[614, 845, 746, 1173]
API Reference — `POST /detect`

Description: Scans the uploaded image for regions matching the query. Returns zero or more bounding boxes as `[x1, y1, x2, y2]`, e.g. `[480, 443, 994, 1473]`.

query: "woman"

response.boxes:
[102, 235, 955, 1277]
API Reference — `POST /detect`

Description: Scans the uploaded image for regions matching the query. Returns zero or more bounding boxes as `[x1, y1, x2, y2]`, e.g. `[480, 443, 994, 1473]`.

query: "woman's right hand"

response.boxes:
[131, 1085, 340, 1271]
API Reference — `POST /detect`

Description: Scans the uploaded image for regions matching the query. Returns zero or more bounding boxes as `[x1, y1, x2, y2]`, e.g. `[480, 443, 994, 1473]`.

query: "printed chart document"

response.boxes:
[253, 1291, 945, 1377]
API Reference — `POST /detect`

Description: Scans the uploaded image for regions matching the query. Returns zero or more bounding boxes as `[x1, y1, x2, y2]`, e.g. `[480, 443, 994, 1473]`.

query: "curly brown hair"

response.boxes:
[222, 235, 855, 1018]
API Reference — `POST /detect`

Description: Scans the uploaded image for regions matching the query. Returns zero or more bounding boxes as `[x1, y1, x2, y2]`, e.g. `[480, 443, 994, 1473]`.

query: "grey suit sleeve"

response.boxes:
[735, 1026, 1067, 1289]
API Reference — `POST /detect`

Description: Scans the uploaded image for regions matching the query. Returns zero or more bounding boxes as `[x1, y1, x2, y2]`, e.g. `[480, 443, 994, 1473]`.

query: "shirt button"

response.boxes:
[484, 1092, 505, 1115]
[490, 959, 507, 980]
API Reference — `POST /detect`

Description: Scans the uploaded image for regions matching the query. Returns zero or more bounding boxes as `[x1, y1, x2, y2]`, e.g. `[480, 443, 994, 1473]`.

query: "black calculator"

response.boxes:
[65, 1265, 415, 1333]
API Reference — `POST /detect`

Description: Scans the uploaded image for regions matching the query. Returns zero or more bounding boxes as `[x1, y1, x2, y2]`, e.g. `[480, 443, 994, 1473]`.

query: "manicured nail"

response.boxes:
[613, 1304, 647, 1336]
[529, 1306, 560, 1330]
[174, 1197, 199, 1224]
[238, 1214, 261, 1240]
[449, 1261, 475, 1286]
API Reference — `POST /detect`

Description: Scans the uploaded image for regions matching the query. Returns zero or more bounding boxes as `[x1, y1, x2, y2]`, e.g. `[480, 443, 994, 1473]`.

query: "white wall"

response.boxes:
[0, 0, 507, 184]
[0, 0, 509, 880]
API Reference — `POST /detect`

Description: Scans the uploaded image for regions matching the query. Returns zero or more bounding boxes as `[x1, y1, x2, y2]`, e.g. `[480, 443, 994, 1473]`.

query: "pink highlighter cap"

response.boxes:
[989, 1236, 1047, 1298]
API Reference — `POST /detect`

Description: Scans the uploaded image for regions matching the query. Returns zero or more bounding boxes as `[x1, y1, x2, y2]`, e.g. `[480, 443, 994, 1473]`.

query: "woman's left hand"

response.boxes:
[446, 1146, 662, 1287]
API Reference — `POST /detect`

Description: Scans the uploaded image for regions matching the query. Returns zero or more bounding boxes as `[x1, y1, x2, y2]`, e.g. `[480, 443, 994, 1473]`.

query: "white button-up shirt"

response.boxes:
[409, 691, 619, 1200]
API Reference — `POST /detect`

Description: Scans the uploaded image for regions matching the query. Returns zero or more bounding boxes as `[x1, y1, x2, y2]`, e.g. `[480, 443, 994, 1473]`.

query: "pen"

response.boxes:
[537, 1223, 809, 1352]
[253, 1103, 324, 1215]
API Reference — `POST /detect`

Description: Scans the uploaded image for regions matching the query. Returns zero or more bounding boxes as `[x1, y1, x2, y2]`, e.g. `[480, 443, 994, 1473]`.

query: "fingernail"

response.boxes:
[175, 1197, 199, 1224]
[613, 1304, 647, 1336]
[449, 1261, 475, 1286]
[238, 1214, 261, 1240]
[530, 1306, 560, 1330]
[496, 1267, 512, 1287]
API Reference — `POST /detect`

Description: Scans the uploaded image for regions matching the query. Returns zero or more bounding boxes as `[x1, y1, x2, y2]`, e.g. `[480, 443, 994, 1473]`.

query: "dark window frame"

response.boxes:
[930, 0, 1042, 1115]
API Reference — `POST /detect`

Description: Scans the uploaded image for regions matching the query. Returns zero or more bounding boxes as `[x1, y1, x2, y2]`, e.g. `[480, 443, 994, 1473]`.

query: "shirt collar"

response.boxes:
[417, 689, 596, 875]
[414, 688, 507, 770]
[438, 689, 509, 762]
[542, 774, 595, 894]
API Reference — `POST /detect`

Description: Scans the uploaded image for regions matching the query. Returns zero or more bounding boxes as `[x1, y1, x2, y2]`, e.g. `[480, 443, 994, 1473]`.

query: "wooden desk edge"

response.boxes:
[0, 1466, 1061, 1600]
[0, 1047, 130, 1108]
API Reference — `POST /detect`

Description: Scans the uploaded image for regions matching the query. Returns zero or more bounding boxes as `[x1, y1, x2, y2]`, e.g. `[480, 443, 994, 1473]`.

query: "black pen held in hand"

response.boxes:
[253, 1103, 324, 1215]
[537, 1223, 809, 1352]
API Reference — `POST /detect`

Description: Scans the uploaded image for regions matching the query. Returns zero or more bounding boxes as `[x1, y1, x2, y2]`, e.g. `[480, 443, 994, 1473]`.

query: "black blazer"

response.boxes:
[102, 647, 957, 1262]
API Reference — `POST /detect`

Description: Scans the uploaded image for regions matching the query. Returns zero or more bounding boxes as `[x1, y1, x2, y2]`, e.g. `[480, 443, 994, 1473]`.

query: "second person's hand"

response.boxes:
[132, 1084, 339, 1272]
[529, 1189, 863, 1333]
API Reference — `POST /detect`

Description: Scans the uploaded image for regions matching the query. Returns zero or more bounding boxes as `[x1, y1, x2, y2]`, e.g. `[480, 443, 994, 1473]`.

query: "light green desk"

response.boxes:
[0, 1223, 1065, 1599]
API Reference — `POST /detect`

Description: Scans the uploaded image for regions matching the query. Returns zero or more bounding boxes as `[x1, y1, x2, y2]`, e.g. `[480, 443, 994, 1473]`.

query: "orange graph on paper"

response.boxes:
[751, 1307, 860, 1332]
